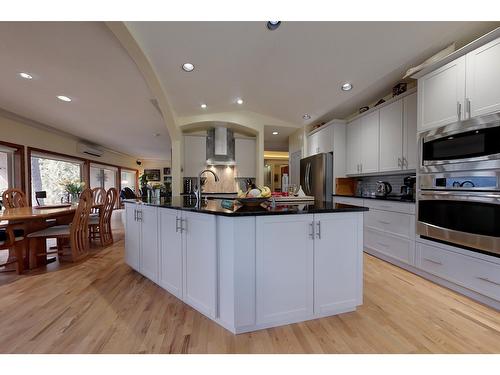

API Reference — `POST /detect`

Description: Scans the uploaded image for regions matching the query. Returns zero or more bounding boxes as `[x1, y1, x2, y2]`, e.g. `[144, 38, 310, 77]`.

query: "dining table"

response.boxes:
[0, 204, 77, 271]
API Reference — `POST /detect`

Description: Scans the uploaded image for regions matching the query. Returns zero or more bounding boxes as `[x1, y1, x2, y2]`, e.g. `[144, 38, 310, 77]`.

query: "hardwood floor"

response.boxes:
[0, 220, 499, 353]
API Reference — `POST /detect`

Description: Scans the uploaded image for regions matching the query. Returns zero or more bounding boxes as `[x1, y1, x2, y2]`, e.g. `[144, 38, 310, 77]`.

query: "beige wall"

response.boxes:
[0, 113, 140, 191]
[140, 159, 172, 182]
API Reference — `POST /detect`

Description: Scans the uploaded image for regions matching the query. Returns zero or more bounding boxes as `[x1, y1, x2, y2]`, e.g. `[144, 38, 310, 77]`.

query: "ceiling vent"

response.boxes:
[77, 142, 104, 158]
[206, 127, 235, 166]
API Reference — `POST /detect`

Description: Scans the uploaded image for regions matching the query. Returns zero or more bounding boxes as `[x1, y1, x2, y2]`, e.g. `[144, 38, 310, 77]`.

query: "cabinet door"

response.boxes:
[124, 204, 141, 271]
[361, 110, 380, 174]
[314, 213, 361, 315]
[307, 132, 319, 156]
[403, 92, 418, 170]
[317, 126, 333, 154]
[183, 136, 207, 177]
[159, 208, 183, 298]
[346, 118, 361, 175]
[183, 212, 217, 318]
[235, 138, 256, 178]
[139, 205, 159, 283]
[255, 215, 314, 325]
[466, 37, 500, 118]
[379, 100, 403, 172]
[418, 56, 466, 131]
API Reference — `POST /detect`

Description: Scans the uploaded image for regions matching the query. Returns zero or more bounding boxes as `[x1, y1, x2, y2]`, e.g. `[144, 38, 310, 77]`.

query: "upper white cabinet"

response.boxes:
[403, 93, 417, 170]
[379, 100, 403, 172]
[418, 36, 500, 132]
[466, 37, 500, 118]
[235, 138, 256, 177]
[417, 56, 466, 131]
[360, 110, 380, 174]
[346, 118, 362, 175]
[183, 135, 207, 177]
[307, 125, 333, 156]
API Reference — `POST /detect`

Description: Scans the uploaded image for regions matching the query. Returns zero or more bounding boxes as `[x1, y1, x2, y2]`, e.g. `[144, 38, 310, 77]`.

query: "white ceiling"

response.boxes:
[127, 21, 499, 125]
[264, 125, 299, 151]
[0, 22, 171, 160]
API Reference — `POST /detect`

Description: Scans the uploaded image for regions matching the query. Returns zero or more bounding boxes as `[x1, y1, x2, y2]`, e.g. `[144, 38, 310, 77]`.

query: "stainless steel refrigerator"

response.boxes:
[300, 153, 333, 202]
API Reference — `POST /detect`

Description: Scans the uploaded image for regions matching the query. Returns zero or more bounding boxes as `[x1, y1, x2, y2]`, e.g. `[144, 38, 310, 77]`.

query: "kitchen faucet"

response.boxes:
[196, 169, 220, 207]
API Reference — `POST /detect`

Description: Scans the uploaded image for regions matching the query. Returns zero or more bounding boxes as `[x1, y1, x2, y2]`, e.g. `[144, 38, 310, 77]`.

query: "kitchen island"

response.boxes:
[123, 197, 368, 333]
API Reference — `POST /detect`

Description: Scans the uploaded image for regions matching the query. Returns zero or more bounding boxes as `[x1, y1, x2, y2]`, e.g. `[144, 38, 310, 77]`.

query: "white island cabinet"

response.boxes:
[124, 200, 365, 334]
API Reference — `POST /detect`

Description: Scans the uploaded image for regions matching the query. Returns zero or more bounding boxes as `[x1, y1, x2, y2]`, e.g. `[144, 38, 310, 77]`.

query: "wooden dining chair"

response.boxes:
[89, 188, 117, 246]
[0, 224, 26, 274]
[2, 188, 28, 208]
[91, 187, 106, 214]
[28, 188, 93, 264]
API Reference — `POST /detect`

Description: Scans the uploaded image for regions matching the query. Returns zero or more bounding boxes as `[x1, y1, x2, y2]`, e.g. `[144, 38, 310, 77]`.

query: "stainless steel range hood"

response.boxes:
[206, 127, 236, 166]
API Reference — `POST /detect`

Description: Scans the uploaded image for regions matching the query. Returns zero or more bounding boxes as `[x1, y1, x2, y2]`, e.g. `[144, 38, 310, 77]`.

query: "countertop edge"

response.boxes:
[333, 194, 416, 204]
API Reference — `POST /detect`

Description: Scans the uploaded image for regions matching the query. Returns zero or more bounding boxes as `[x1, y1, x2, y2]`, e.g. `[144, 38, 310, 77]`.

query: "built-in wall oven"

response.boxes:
[417, 113, 500, 257]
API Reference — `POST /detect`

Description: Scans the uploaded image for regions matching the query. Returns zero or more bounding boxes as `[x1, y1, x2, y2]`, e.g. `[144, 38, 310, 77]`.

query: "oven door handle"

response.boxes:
[419, 191, 500, 199]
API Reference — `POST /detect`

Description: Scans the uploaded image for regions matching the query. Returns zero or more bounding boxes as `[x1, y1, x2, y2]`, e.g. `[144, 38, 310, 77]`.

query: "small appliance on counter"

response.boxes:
[400, 175, 416, 200]
[375, 181, 392, 197]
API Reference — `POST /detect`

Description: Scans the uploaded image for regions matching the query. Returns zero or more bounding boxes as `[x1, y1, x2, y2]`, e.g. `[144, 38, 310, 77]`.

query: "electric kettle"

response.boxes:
[375, 181, 392, 197]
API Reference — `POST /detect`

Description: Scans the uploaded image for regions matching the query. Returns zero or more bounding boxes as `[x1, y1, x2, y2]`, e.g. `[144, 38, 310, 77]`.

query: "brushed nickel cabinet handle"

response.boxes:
[466, 98, 471, 119]
[316, 221, 321, 239]
[423, 257, 443, 265]
[398, 157, 402, 168]
[457, 101, 462, 120]
[309, 222, 314, 240]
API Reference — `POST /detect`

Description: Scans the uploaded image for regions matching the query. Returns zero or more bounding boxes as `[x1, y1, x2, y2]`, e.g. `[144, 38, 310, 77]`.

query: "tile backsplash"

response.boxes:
[183, 166, 256, 193]
[354, 174, 415, 196]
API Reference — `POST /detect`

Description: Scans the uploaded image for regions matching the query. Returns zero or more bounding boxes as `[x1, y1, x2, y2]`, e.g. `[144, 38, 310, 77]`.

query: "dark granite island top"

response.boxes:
[123, 196, 368, 217]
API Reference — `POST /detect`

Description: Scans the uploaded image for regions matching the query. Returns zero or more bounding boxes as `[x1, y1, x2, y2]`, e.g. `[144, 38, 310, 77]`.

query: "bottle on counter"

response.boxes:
[282, 173, 289, 196]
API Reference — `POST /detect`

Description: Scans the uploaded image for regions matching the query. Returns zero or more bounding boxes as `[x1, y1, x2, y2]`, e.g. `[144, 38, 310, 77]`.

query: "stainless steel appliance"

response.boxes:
[417, 114, 500, 257]
[375, 181, 392, 197]
[300, 153, 332, 202]
[400, 175, 416, 199]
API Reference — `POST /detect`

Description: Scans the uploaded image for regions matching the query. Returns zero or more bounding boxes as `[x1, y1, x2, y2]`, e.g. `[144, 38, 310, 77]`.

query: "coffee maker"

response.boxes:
[400, 175, 416, 200]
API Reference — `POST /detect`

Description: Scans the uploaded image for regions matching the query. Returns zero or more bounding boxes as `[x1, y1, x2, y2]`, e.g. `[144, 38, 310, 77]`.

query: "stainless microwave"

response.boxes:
[419, 112, 500, 173]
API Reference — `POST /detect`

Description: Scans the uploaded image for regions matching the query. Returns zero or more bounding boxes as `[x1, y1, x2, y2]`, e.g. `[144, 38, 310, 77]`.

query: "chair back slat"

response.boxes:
[2, 189, 28, 208]
[91, 187, 106, 213]
[69, 188, 93, 260]
[99, 188, 117, 246]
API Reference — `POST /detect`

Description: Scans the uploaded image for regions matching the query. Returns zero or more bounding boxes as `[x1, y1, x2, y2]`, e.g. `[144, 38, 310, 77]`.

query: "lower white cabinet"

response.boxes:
[255, 213, 362, 325]
[125, 204, 141, 271]
[159, 208, 183, 298]
[255, 215, 314, 325]
[140, 205, 159, 282]
[183, 211, 217, 319]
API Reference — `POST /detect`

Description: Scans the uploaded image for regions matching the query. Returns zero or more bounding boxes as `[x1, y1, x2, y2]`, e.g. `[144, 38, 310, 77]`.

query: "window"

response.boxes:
[90, 164, 118, 190]
[120, 169, 136, 191]
[0, 146, 15, 196]
[30, 152, 84, 205]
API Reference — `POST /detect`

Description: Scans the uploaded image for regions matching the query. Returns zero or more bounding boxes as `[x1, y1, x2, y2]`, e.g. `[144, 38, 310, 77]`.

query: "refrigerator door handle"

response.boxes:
[305, 162, 311, 195]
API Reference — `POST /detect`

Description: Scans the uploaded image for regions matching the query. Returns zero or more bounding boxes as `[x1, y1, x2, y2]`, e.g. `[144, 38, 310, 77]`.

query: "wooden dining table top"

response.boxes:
[0, 205, 78, 221]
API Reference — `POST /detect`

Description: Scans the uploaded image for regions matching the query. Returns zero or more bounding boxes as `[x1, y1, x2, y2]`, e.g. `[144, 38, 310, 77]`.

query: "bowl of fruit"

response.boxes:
[236, 186, 272, 207]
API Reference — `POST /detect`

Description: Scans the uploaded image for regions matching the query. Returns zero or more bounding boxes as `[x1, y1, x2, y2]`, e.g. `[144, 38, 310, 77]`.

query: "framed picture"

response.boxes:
[163, 167, 171, 176]
[144, 169, 161, 181]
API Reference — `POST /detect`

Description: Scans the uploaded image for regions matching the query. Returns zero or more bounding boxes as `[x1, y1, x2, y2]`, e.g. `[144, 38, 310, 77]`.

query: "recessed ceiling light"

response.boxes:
[267, 21, 281, 30]
[236, 98, 244, 105]
[19, 72, 33, 80]
[201, 103, 207, 109]
[272, 131, 279, 135]
[56, 95, 72, 102]
[182, 63, 195, 72]
[153, 133, 160, 137]
[341, 82, 353, 91]
[303, 114, 311, 120]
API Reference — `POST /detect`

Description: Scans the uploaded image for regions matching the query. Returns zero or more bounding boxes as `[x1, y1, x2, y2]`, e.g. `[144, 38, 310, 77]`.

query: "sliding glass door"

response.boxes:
[120, 169, 136, 192]
[89, 164, 118, 190]
[30, 152, 84, 205]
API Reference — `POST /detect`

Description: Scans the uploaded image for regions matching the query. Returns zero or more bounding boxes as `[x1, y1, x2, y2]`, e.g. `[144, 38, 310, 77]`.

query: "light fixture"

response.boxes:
[19, 72, 33, 80]
[182, 63, 195, 72]
[153, 133, 160, 137]
[201, 103, 207, 109]
[56, 95, 72, 102]
[272, 131, 279, 135]
[267, 21, 281, 30]
[302, 114, 311, 120]
[341, 82, 353, 91]
[236, 98, 244, 105]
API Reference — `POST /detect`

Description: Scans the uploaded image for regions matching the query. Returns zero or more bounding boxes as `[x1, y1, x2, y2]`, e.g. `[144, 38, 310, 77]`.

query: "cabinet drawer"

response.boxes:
[416, 241, 500, 301]
[362, 199, 415, 214]
[333, 196, 364, 206]
[364, 229, 414, 265]
[364, 209, 414, 239]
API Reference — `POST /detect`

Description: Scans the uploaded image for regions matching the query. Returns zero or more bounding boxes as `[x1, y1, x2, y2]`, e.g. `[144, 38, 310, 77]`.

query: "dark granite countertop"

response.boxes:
[333, 194, 415, 203]
[124, 197, 368, 217]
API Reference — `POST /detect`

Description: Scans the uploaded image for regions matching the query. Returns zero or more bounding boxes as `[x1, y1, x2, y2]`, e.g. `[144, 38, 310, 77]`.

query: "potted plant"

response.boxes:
[61, 179, 85, 203]
[139, 173, 149, 198]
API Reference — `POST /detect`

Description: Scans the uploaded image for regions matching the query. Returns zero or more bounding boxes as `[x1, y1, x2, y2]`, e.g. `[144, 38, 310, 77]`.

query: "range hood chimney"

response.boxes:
[206, 127, 236, 166]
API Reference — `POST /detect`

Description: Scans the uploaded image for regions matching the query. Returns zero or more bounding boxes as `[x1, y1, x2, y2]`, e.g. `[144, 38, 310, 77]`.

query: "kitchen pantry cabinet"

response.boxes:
[124, 204, 159, 282]
[183, 135, 207, 177]
[417, 36, 500, 131]
[235, 138, 256, 177]
[255, 213, 362, 324]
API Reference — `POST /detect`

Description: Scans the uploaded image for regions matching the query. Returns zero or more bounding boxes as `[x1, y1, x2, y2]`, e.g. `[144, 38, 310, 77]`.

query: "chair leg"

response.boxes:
[13, 242, 25, 274]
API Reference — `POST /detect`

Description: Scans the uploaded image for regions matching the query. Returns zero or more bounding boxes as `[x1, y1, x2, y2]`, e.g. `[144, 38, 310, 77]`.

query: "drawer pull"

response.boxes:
[377, 242, 390, 248]
[476, 277, 500, 286]
[423, 257, 443, 266]
[377, 220, 391, 225]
